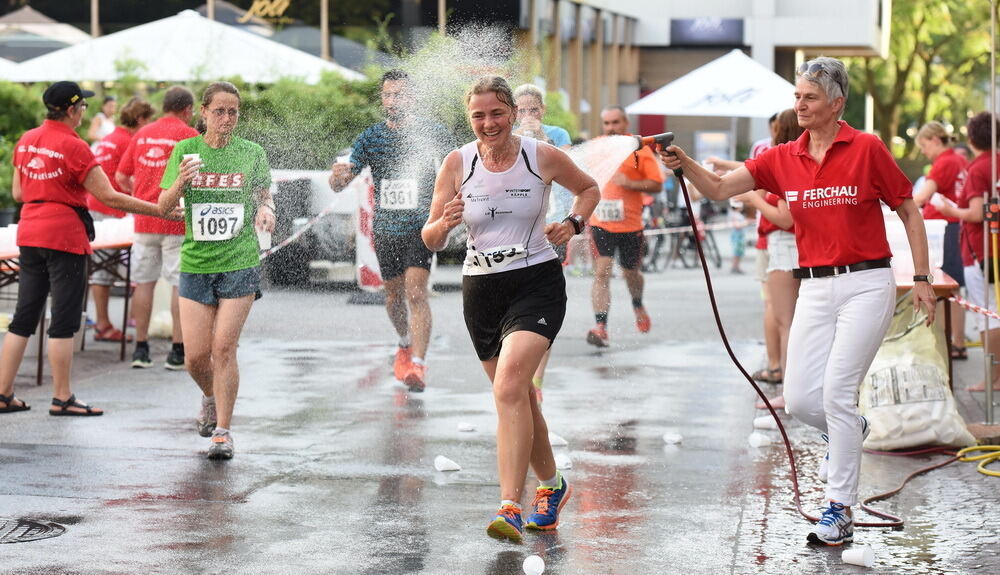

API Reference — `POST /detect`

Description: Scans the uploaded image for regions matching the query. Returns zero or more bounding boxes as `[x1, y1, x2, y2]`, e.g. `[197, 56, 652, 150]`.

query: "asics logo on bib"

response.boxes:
[199, 205, 239, 217]
[786, 185, 859, 208]
[192, 173, 245, 189]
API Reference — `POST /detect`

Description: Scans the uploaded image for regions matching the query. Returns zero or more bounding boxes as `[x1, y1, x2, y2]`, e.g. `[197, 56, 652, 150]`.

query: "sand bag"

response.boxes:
[859, 294, 976, 450]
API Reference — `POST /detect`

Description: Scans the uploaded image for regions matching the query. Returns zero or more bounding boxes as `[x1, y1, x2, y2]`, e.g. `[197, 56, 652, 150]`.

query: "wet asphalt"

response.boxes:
[1, 262, 997, 574]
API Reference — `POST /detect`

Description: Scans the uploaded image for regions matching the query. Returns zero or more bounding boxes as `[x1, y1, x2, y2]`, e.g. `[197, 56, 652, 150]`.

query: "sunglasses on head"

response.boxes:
[798, 61, 847, 96]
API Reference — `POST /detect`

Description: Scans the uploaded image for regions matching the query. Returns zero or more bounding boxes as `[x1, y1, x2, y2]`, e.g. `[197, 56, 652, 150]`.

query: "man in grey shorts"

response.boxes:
[116, 86, 198, 369]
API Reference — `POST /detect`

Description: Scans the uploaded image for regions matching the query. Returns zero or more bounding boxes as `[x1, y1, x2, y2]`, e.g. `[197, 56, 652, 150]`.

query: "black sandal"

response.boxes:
[0, 393, 30, 413]
[950, 345, 968, 360]
[49, 394, 103, 417]
[752, 367, 783, 384]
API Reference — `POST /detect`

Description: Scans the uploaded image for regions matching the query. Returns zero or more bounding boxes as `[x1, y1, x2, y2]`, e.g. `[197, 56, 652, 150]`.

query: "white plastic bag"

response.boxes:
[859, 294, 976, 450]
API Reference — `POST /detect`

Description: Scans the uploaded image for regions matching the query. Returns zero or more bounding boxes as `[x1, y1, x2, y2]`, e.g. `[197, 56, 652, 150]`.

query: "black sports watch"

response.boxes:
[913, 274, 934, 284]
[563, 213, 585, 235]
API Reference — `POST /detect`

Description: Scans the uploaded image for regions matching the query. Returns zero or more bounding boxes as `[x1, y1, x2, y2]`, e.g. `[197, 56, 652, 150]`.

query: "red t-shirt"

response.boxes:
[745, 121, 912, 268]
[88, 125, 133, 218]
[755, 193, 789, 249]
[117, 116, 197, 235]
[921, 147, 966, 222]
[957, 152, 1000, 266]
[13, 120, 99, 255]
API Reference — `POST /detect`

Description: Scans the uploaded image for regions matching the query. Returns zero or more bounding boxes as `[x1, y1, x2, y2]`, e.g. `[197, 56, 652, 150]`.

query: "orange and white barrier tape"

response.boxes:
[642, 221, 737, 237]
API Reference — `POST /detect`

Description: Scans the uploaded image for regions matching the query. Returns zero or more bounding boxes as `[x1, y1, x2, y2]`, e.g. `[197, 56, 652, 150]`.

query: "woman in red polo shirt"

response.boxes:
[659, 57, 936, 546]
[935, 111, 1000, 391]
[913, 121, 968, 359]
[0, 82, 178, 417]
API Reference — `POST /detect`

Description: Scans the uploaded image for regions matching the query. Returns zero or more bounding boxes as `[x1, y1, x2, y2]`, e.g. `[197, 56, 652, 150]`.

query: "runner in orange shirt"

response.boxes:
[586, 106, 664, 347]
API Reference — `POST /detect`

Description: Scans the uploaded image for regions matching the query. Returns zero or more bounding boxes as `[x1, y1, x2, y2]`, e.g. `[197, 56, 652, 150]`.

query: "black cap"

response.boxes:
[42, 81, 95, 111]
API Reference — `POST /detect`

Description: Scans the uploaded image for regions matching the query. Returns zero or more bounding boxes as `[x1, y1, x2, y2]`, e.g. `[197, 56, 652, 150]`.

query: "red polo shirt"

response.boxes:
[88, 125, 133, 217]
[956, 151, 1000, 266]
[117, 116, 196, 235]
[921, 147, 966, 222]
[13, 120, 98, 255]
[745, 121, 912, 268]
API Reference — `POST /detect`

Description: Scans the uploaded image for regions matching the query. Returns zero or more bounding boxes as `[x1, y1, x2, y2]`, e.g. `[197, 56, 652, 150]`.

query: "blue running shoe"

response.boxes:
[487, 504, 524, 542]
[526, 475, 572, 531]
[807, 501, 854, 546]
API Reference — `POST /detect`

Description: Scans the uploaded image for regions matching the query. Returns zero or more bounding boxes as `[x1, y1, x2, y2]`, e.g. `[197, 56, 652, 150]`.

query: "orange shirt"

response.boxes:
[590, 144, 664, 233]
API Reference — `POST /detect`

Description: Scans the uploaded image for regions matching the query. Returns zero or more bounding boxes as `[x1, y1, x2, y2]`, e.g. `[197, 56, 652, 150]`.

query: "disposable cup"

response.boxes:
[522, 554, 545, 575]
[182, 153, 202, 170]
[753, 416, 779, 430]
[336, 155, 351, 165]
[748, 432, 772, 448]
[178, 197, 185, 209]
[662, 432, 683, 444]
[842, 545, 875, 567]
[257, 230, 271, 251]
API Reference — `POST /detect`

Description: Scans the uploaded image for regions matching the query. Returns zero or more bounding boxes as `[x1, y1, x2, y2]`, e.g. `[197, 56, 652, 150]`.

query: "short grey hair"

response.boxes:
[513, 84, 545, 106]
[797, 56, 849, 103]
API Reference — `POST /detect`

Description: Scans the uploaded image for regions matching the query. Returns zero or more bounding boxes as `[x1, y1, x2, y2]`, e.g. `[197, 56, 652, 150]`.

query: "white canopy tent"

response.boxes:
[625, 50, 795, 118]
[8, 10, 363, 84]
[0, 57, 17, 75]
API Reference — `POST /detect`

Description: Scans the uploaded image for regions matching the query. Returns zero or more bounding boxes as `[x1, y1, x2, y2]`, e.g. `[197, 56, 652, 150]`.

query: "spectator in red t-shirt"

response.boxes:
[0, 82, 180, 417]
[660, 57, 936, 546]
[913, 121, 968, 359]
[116, 86, 197, 371]
[935, 111, 1000, 391]
[88, 97, 155, 343]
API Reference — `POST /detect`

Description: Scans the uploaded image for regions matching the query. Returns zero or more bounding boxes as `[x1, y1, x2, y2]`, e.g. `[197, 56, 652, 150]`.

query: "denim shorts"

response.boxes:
[179, 267, 262, 306]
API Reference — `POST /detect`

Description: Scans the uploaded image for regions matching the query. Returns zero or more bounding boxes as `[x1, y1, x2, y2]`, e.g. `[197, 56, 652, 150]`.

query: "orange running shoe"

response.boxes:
[404, 363, 426, 392]
[393, 346, 412, 381]
[635, 307, 652, 333]
[586, 326, 609, 348]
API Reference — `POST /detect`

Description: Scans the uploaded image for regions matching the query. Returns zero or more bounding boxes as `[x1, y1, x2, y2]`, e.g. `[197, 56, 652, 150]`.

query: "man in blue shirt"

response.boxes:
[329, 70, 456, 392]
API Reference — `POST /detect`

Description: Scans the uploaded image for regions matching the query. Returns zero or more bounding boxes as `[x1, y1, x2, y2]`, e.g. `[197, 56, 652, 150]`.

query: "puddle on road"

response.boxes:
[0, 517, 66, 543]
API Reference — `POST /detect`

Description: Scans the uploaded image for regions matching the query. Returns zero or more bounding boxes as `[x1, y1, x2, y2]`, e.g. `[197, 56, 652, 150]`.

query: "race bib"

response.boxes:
[463, 244, 527, 275]
[595, 199, 624, 222]
[380, 179, 419, 210]
[192, 203, 245, 242]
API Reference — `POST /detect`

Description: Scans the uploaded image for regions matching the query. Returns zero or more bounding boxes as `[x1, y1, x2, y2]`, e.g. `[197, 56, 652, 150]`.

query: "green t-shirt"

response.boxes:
[161, 135, 272, 274]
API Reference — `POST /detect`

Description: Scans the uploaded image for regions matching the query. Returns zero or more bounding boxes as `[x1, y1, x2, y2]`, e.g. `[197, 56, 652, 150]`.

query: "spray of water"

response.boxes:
[565, 136, 642, 191]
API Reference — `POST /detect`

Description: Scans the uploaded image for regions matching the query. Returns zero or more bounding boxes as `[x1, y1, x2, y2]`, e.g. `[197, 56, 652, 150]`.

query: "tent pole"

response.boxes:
[729, 116, 737, 160]
[321, 0, 330, 60]
[90, 0, 99, 38]
[208, 0, 215, 21]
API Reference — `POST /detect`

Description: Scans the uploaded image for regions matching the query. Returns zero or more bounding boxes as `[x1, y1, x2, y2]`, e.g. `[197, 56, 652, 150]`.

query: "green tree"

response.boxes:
[848, 0, 994, 155]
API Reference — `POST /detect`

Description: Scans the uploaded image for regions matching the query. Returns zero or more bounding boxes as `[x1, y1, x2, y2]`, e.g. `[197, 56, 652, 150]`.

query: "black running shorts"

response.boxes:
[462, 258, 567, 361]
[591, 226, 645, 270]
[373, 229, 433, 281]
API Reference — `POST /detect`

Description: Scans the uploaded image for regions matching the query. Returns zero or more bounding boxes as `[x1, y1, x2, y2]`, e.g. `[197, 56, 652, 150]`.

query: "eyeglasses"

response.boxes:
[797, 61, 848, 97]
[208, 107, 239, 118]
[518, 106, 542, 116]
[77, 101, 88, 111]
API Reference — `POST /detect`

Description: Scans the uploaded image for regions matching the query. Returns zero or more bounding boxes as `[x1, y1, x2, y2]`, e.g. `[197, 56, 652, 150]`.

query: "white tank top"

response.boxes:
[459, 137, 557, 276]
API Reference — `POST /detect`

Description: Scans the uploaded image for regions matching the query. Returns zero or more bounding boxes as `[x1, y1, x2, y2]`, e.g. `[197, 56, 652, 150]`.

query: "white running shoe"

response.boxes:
[818, 416, 870, 483]
[807, 501, 854, 545]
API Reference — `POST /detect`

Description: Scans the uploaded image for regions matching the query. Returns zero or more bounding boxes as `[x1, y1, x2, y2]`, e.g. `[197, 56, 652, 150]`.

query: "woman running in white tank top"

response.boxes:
[423, 76, 600, 543]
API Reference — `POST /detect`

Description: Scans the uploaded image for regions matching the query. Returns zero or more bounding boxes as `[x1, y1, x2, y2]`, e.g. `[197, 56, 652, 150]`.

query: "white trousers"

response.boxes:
[964, 264, 996, 334]
[783, 267, 895, 506]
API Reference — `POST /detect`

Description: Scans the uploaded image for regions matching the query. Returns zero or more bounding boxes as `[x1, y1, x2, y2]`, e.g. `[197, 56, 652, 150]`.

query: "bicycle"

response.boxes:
[644, 199, 722, 271]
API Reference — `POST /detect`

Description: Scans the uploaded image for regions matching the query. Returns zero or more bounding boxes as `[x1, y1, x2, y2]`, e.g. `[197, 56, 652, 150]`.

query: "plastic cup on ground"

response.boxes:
[457, 422, 476, 432]
[433, 455, 461, 471]
[554, 452, 573, 470]
[522, 554, 545, 575]
[842, 545, 875, 567]
[748, 432, 772, 448]
[753, 416, 779, 430]
[662, 432, 683, 444]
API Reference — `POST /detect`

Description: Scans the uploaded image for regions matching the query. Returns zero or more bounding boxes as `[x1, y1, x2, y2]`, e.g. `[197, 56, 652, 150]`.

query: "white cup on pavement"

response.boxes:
[748, 432, 772, 448]
[842, 545, 875, 567]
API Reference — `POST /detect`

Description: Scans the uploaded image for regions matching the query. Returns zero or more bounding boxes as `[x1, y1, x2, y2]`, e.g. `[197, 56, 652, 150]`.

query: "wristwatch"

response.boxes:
[563, 213, 585, 235]
[913, 274, 934, 284]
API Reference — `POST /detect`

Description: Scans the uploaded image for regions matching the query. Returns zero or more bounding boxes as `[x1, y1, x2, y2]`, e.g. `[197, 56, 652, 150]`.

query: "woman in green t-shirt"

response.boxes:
[158, 81, 275, 461]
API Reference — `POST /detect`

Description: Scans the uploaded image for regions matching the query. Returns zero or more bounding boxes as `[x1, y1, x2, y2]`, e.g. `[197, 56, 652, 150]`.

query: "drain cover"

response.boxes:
[0, 518, 66, 544]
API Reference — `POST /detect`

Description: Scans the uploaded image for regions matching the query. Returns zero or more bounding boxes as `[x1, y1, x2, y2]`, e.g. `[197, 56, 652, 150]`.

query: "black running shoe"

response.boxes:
[131, 346, 153, 369]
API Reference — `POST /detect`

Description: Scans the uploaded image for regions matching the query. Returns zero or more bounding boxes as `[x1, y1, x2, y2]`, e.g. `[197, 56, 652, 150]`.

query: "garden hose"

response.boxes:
[958, 445, 1000, 477]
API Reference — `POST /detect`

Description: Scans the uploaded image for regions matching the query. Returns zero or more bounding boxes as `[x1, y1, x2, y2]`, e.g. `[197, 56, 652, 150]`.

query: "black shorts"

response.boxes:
[942, 221, 965, 287]
[8, 246, 87, 339]
[591, 226, 645, 270]
[373, 230, 433, 281]
[462, 258, 567, 361]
